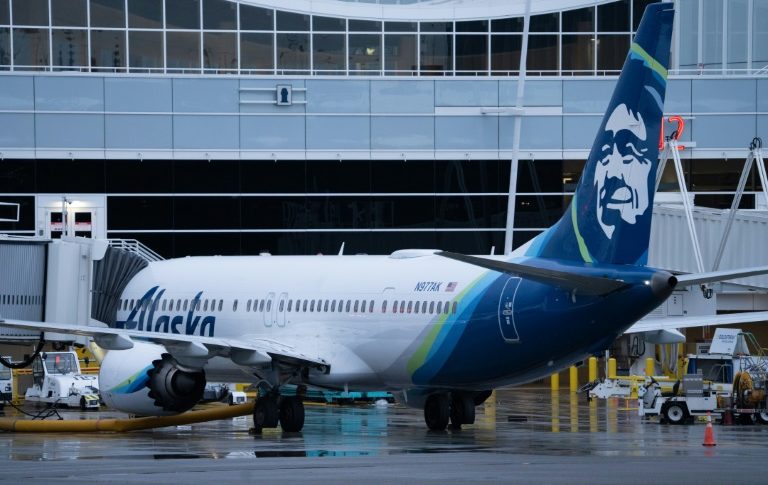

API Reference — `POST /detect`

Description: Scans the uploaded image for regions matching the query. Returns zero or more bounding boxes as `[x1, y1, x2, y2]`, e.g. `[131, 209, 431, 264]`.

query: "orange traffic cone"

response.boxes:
[703, 412, 717, 447]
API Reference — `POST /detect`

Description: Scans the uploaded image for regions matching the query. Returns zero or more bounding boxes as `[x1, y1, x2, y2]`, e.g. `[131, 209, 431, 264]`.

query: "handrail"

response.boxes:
[107, 238, 164, 262]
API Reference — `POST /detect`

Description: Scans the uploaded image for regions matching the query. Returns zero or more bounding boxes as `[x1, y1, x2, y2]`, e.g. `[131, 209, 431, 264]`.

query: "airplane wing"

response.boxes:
[674, 265, 768, 287]
[0, 318, 330, 373]
[626, 311, 768, 334]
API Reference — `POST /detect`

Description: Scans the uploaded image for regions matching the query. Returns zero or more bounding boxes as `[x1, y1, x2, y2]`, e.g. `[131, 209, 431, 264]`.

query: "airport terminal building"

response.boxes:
[0, 0, 766, 259]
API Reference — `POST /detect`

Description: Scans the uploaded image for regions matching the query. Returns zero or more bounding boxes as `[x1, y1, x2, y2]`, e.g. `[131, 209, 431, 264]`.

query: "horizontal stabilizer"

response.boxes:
[436, 251, 629, 296]
[675, 265, 768, 287]
[626, 311, 768, 334]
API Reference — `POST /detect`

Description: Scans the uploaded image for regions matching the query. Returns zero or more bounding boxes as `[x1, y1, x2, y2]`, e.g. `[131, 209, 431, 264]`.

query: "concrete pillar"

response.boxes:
[588, 356, 598, 382]
[550, 372, 560, 390]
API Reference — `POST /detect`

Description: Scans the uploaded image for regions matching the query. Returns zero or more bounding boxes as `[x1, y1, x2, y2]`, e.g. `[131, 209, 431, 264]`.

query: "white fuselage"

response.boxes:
[116, 252, 497, 390]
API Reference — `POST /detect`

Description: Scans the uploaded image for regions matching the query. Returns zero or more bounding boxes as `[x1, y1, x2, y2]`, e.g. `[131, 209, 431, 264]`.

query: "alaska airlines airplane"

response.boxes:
[2, 4, 768, 433]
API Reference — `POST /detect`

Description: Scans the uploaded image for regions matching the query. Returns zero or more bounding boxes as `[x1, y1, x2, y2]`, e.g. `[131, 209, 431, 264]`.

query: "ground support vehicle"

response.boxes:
[24, 351, 100, 410]
[638, 374, 768, 424]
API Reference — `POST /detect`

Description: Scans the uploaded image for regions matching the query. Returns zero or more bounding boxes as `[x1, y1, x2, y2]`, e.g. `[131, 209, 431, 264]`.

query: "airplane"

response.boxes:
[2, 3, 768, 433]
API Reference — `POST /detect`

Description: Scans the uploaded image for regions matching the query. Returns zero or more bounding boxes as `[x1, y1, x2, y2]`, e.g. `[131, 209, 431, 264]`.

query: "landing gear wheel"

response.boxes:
[80, 396, 87, 411]
[663, 403, 688, 425]
[757, 411, 768, 425]
[450, 393, 476, 428]
[424, 394, 450, 431]
[279, 396, 305, 432]
[253, 397, 279, 434]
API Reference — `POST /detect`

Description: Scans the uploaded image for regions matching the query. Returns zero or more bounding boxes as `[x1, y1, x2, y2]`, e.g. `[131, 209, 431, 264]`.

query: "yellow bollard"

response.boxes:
[550, 372, 560, 391]
[588, 356, 597, 382]
[646, 357, 655, 376]
[569, 366, 578, 393]
[608, 358, 617, 379]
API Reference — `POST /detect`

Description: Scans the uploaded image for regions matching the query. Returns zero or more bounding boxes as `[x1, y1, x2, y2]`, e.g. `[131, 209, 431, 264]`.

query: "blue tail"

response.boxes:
[526, 3, 674, 266]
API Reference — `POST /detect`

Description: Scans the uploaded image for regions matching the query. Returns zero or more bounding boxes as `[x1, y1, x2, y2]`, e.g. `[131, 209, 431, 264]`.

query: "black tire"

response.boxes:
[424, 394, 450, 431]
[279, 396, 305, 433]
[253, 397, 279, 434]
[450, 393, 476, 427]
[80, 397, 87, 411]
[757, 411, 768, 425]
[663, 402, 688, 425]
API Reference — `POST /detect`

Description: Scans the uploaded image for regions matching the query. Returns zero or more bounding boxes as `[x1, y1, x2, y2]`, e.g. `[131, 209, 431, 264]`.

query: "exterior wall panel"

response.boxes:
[35, 113, 104, 148]
[105, 115, 173, 149]
[0, 76, 34, 110]
[435, 116, 498, 150]
[306, 80, 369, 113]
[691, 79, 756, 113]
[34, 77, 103, 112]
[499, 80, 562, 107]
[562, 115, 602, 149]
[172, 78, 239, 113]
[692, 115, 757, 148]
[306, 115, 369, 150]
[501, 116, 563, 150]
[105, 78, 173, 112]
[435, 80, 498, 106]
[370, 80, 433, 113]
[0, 114, 34, 147]
[173, 115, 239, 149]
[562, 79, 617, 113]
[371, 116, 434, 150]
[240, 116, 306, 150]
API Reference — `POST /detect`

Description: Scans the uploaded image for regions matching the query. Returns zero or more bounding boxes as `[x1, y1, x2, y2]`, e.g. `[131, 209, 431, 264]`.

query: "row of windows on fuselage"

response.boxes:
[0, 294, 42, 306]
[118, 296, 458, 317]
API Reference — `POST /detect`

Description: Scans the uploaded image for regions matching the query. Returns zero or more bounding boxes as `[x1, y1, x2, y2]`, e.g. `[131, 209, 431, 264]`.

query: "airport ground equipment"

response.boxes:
[24, 351, 100, 410]
[0, 358, 11, 408]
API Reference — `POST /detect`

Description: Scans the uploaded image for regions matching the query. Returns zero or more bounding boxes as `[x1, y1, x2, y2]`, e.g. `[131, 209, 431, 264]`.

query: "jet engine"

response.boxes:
[99, 341, 206, 416]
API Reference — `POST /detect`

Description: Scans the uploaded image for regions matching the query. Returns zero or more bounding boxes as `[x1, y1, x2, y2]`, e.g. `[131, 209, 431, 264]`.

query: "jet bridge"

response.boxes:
[0, 236, 160, 344]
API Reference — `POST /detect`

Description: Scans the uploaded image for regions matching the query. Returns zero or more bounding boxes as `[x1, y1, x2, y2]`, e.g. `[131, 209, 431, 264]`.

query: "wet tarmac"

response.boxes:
[1, 388, 768, 483]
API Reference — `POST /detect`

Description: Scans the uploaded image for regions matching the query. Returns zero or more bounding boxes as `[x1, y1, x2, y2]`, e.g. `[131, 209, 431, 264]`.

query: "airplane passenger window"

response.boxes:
[267, 300, 272, 311]
[392, 300, 398, 313]
[203, 299, 208, 311]
[160, 300, 166, 311]
[247, 299, 252, 312]
[177, 300, 182, 311]
[331, 300, 336, 312]
[381, 300, 387, 313]
[429, 301, 435, 314]
[369, 300, 374, 313]
[233, 300, 238, 312]
[259, 300, 265, 312]
[287, 300, 292, 312]
[345, 300, 351, 312]
[444, 301, 450, 314]
[422, 301, 427, 313]
[407, 301, 412, 313]
[310, 300, 315, 312]
[183, 299, 189, 311]
[279, 300, 284, 312]
[218, 300, 223, 311]
[400, 301, 405, 313]
[452, 301, 457, 314]
[152, 299, 158, 311]
[354, 300, 359, 313]
[300, 300, 305, 312]
[324, 300, 329, 312]
[196, 300, 201, 311]
[436, 301, 442, 314]
[338, 300, 344, 312]
[413, 301, 419, 314]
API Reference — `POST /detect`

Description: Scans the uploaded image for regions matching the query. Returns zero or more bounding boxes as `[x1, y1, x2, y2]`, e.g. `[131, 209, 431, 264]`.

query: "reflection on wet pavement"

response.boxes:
[2, 388, 768, 462]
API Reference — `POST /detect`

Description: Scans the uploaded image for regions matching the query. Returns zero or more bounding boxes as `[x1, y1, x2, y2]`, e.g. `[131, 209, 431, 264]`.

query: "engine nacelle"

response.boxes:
[100, 341, 206, 416]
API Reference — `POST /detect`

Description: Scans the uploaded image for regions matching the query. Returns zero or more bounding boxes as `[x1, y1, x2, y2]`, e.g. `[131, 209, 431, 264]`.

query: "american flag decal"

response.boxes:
[446, 282, 457, 292]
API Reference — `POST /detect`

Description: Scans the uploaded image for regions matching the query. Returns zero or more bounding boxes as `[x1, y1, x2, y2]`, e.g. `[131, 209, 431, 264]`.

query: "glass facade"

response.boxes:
[7, 0, 754, 76]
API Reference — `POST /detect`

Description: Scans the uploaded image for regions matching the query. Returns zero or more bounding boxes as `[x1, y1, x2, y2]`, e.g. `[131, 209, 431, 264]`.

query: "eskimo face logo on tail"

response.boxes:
[117, 286, 216, 337]
[595, 103, 652, 240]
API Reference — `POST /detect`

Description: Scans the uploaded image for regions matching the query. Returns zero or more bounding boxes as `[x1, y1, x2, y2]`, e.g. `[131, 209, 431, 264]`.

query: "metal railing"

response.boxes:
[107, 238, 165, 262]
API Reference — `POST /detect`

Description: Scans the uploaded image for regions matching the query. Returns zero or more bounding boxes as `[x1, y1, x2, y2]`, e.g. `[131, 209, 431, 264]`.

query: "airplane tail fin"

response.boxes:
[525, 3, 674, 266]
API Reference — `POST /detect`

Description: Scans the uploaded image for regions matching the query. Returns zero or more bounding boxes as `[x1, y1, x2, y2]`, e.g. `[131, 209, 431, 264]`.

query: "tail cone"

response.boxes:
[703, 412, 717, 447]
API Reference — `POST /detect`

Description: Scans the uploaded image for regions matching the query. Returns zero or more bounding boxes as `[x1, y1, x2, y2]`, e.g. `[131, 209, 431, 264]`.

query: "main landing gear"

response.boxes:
[252, 393, 305, 434]
[424, 391, 490, 431]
